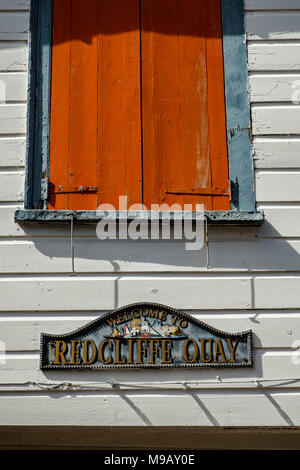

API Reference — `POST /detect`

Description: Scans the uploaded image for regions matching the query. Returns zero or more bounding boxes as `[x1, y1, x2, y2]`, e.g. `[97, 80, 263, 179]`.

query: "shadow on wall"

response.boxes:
[50, 0, 234, 46]
[19, 220, 300, 275]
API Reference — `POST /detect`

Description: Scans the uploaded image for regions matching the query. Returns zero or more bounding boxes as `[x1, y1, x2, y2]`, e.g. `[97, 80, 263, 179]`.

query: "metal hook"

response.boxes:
[181, 381, 188, 391]
[205, 215, 210, 269]
[70, 212, 77, 276]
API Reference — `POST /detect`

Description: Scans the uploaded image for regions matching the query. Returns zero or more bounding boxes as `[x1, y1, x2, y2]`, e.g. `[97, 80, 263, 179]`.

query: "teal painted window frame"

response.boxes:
[15, 0, 264, 225]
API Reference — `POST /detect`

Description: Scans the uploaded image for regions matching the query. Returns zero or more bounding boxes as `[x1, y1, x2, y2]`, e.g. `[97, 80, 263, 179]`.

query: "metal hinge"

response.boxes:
[230, 178, 239, 209]
[49, 183, 98, 194]
[166, 187, 229, 196]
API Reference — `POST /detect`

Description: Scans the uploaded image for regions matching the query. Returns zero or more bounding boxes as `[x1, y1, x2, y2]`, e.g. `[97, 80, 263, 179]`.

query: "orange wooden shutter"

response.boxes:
[49, 0, 230, 211]
[141, 0, 230, 210]
[49, 0, 142, 210]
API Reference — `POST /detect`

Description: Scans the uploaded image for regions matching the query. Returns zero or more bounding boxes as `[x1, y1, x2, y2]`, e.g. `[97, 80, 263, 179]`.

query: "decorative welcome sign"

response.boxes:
[40, 303, 253, 369]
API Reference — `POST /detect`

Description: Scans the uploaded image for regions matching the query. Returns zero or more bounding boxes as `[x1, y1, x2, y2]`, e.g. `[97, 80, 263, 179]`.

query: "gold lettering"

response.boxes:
[179, 319, 188, 329]
[213, 339, 227, 363]
[200, 338, 213, 363]
[161, 339, 173, 364]
[55, 341, 68, 365]
[226, 338, 240, 363]
[149, 309, 159, 319]
[141, 308, 149, 317]
[127, 339, 134, 364]
[124, 311, 132, 322]
[183, 339, 199, 363]
[114, 339, 126, 365]
[70, 340, 82, 365]
[106, 317, 118, 327]
[117, 313, 124, 324]
[83, 340, 97, 365]
[99, 340, 113, 365]
[137, 339, 148, 364]
[132, 310, 140, 319]
[171, 315, 187, 328]
[149, 339, 160, 364]
[159, 311, 167, 321]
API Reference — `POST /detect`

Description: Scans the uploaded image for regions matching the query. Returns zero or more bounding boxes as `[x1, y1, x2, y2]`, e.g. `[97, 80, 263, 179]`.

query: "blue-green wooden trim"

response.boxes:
[23, 0, 36, 209]
[21, 0, 261, 223]
[24, 0, 52, 209]
[15, 209, 264, 226]
[221, 0, 255, 211]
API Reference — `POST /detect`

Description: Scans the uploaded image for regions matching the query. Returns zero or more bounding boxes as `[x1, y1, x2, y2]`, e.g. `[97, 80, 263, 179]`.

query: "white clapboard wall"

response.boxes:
[0, 0, 300, 428]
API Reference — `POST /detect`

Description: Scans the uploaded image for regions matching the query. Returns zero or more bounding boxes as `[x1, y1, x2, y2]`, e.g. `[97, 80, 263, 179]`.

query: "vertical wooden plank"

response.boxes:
[178, 3, 212, 211]
[221, 0, 255, 211]
[206, 0, 230, 211]
[142, 0, 184, 209]
[68, 0, 98, 210]
[49, 0, 71, 210]
[141, 0, 230, 210]
[26, 0, 53, 209]
[24, 0, 38, 209]
[97, 0, 142, 209]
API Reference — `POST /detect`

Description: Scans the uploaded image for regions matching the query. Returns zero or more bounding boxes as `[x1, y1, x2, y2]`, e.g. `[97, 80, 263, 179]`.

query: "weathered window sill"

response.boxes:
[15, 209, 264, 226]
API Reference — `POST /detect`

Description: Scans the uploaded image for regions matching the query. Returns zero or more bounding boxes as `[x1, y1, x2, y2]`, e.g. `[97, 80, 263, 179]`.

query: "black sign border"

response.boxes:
[40, 302, 253, 370]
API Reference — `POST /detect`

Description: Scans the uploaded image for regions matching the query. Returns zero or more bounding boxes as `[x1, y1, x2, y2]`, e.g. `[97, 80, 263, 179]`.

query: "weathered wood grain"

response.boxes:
[2, 350, 298, 388]
[254, 138, 300, 169]
[252, 105, 300, 135]
[1, 312, 298, 350]
[0, 276, 252, 311]
[0, 171, 23, 201]
[1, 237, 300, 273]
[2, 205, 300, 238]
[0, 12, 29, 40]
[254, 275, 300, 309]
[246, 12, 300, 41]
[249, 74, 300, 103]
[248, 43, 300, 71]
[0, 73, 27, 102]
[142, 0, 229, 211]
[0, 137, 26, 167]
[256, 171, 300, 201]
[0, 42, 27, 73]
[257, 206, 300, 237]
[0, 389, 299, 426]
[0, 104, 26, 134]
[0, 0, 30, 9]
[245, 0, 300, 9]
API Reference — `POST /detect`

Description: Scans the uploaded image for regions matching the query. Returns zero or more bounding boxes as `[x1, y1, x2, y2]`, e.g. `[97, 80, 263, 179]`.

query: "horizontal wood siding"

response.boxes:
[0, 42, 27, 71]
[1, 391, 299, 427]
[0, 12, 29, 40]
[0, 1, 30, 9]
[1, 351, 300, 392]
[0, 0, 300, 431]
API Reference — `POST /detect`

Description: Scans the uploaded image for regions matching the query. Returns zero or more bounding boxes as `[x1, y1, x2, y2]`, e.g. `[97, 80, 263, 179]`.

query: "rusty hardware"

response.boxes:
[49, 183, 98, 194]
[230, 178, 239, 208]
[166, 187, 229, 196]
